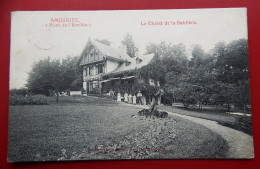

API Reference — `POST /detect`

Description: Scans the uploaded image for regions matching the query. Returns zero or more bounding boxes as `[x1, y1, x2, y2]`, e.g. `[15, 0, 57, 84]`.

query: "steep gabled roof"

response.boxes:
[91, 40, 129, 60]
[78, 39, 130, 65]
[109, 53, 155, 74]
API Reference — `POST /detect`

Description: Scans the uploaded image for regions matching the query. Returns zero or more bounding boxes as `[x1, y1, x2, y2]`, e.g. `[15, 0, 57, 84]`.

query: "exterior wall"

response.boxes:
[106, 59, 119, 73]
[80, 46, 103, 66]
[82, 58, 126, 94]
[79, 42, 160, 96]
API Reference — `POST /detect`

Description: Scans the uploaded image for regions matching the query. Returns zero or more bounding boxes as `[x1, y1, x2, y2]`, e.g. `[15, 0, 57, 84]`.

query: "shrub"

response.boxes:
[9, 95, 48, 105]
[138, 109, 168, 118]
[218, 115, 252, 135]
[153, 109, 168, 118]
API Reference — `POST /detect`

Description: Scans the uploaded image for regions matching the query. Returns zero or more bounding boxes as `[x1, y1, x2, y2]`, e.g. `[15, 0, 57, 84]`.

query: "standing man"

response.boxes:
[137, 91, 143, 105]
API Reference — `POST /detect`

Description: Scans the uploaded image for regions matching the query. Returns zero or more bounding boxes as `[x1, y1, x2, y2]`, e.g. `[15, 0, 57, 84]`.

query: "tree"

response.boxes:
[145, 42, 188, 74]
[213, 39, 250, 112]
[214, 39, 249, 83]
[233, 80, 251, 112]
[60, 56, 82, 90]
[145, 42, 188, 104]
[211, 82, 236, 111]
[173, 64, 216, 110]
[26, 56, 82, 102]
[136, 55, 167, 103]
[26, 57, 62, 102]
[122, 33, 139, 58]
[143, 39, 250, 112]
[169, 45, 218, 110]
[95, 39, 111, 46]
[9, 88, 28, 96]
[189, 44, 207, 68]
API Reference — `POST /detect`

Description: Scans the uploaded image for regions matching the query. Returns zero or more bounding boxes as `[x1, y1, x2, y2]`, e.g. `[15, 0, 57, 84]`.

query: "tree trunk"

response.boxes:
[227, 103, 230, 112]
[199, 101, 202, 111]
[148, 93, 151, 105]
[56, 91, 59, 103]
[243, 104, 246, 116]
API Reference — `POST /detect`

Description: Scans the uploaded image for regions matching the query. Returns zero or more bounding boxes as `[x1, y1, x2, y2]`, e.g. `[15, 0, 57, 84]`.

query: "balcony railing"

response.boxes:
[84, 74, 103, 81]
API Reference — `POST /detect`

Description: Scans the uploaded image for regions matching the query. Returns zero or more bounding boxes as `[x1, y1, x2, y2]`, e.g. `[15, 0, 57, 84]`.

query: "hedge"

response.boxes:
[9, 95, 48, 105]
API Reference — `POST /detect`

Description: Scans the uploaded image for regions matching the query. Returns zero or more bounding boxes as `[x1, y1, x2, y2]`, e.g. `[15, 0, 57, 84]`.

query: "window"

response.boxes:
[84, 67, 87, 77]
[86, 67, 89, 76]
[136, 58, 142, 64]
[149, 79, 155, 86]
[89, 66, 94, 76]
[126, 60, 130, 66]
[98, 64, 104, 74]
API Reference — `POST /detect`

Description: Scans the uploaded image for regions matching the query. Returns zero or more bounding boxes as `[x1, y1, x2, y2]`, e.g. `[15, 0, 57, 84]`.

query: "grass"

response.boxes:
[8, 96, 228, 161]
[160, 105, 253, 135]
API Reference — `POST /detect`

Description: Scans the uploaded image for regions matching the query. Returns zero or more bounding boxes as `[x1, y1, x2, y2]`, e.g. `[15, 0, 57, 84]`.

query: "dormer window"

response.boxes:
[126, 60, 130, 66]
[136, 58, 142, 64]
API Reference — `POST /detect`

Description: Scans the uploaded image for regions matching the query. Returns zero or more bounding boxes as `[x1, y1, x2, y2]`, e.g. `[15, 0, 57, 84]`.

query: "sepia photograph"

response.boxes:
[8, 8, 254, 162]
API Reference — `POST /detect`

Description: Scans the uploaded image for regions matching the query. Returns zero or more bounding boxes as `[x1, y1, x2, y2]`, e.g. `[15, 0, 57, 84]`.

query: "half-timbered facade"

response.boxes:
[77, 39, 155, 95]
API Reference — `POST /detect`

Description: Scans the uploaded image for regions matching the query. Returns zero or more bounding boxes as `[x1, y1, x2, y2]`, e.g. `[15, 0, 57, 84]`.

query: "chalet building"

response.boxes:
[77, 39, 161, 104]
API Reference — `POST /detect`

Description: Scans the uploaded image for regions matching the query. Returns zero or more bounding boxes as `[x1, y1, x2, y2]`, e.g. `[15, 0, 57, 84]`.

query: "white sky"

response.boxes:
[10, 8, 248, 89]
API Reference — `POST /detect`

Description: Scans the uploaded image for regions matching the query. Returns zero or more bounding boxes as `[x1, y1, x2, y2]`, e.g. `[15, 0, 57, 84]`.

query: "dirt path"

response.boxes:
[165, 111, 254, 159]
[120, 103, 254, 159]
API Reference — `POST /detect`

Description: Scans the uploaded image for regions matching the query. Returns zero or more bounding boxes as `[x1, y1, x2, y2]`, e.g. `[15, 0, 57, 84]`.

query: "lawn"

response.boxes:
[160, 105, 253, 135]
[8, 96, 228, 161]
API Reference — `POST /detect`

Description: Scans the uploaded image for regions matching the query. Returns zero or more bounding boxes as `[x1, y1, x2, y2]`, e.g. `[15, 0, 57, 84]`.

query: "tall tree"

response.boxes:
[26, 56, 82, 102]
[173, 63, 216, 110]
[214, 39, 249, 83]
[146, 42, 188, 73]
[60, 56, 82, 90]
[26, 57, 63, 102]
[145, 42, 188, 104]
[189, 44, 206, 68]
[122, 33, 139, 58]
[213, 39, 250, 111]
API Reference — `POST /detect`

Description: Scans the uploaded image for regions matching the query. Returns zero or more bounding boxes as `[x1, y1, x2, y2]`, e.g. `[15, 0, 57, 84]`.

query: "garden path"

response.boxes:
[120, 102, 254, 158]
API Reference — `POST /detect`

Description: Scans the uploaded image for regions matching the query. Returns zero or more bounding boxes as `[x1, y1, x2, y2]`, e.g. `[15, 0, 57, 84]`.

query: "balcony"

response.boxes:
[84, 74, 103, 81]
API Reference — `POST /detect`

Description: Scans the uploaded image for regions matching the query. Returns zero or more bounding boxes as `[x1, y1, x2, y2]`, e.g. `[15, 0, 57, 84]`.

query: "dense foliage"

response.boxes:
[122, 33, 139, 58]
[23, 37, 250, 111]
[9, 95, 48, 105]
[26, 56, 82, 102]
[142, 39, 250, 112]
[9, 88, 28, 96]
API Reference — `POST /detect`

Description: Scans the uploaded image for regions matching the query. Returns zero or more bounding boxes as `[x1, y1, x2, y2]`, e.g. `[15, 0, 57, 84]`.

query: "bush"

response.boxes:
[9, 95, 48, 105]
[138, 109, 168, 118]
[218, 116, 253, 135]
[153, 109, 168, 118]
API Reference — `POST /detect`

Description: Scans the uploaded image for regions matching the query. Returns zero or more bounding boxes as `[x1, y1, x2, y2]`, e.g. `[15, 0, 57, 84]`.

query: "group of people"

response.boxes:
[109, 89, 144, 105]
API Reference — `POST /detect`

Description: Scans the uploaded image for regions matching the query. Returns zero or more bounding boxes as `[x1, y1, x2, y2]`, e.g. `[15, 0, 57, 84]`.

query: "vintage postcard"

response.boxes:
[8, 8, 254, 162]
